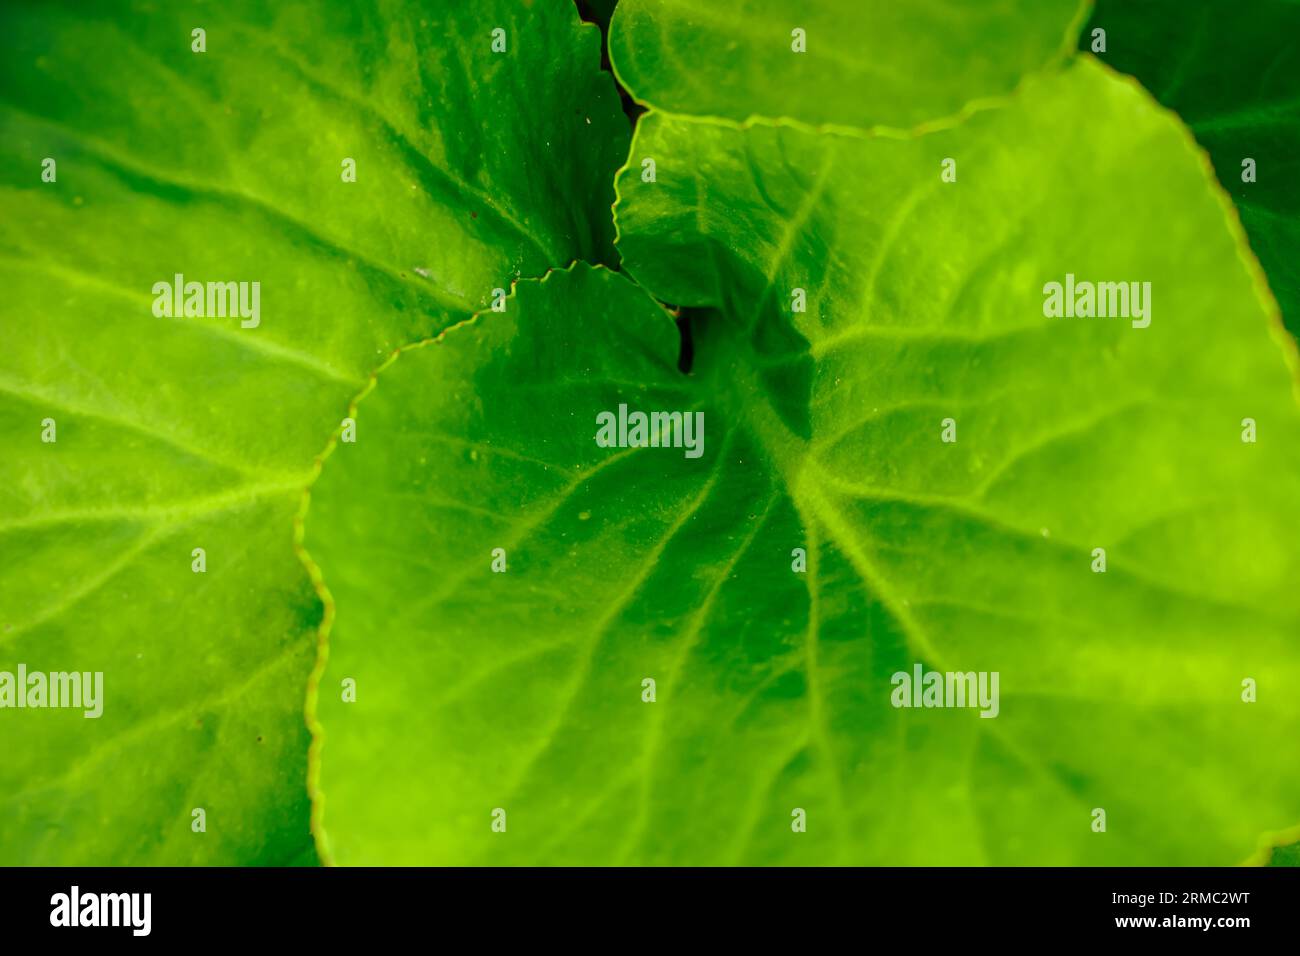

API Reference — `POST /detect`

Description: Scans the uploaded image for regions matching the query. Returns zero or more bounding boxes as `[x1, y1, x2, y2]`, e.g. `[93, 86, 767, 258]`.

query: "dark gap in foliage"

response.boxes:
[574, 0, 645, 124]
[676, 308, 698, 374]
[570, 0, 695, 380]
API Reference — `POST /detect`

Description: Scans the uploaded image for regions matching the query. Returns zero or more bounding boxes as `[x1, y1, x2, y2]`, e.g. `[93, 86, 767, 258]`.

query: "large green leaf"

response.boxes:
[609, 0, 1089, 128]
[1086, 0, 1300, 338]
[1084, 0, 1300, 866]
[304, 61, 1300, 864]
[0, 0, 626, 865]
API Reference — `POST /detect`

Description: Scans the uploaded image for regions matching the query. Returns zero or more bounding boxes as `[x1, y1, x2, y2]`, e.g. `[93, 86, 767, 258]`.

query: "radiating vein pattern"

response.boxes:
[307, 60, 1300, 867]
[0, 0, 630, 865]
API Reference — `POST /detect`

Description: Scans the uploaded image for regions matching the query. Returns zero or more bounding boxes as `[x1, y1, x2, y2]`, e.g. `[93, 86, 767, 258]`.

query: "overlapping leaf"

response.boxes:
[1086, 0, 1300, 339]
[304, 61, 1300, 864]
[0, 0, 626, 864]
[610, 0, 1089, 128]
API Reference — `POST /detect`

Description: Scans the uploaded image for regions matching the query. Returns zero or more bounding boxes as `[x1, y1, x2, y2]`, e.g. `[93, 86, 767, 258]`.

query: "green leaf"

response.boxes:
[609, 0, 1090, 129]
[1085, 0, 1300, 338]
[0, 0, 627, 864]
[1270, 842, 1300, 867]
[304, 61, 1300, 865]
